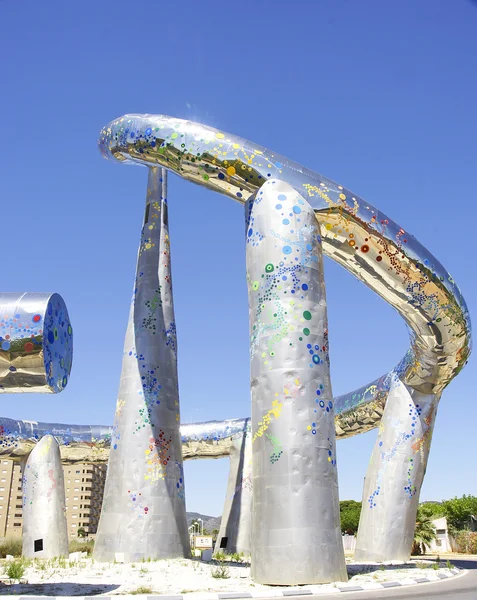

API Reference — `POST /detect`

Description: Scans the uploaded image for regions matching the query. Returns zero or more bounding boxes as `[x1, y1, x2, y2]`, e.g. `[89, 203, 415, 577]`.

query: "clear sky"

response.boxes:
[1, 0, 476, 517]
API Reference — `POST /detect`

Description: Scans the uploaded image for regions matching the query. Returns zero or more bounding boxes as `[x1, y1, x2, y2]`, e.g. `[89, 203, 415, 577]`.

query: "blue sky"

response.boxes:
[1, 0, 476, 516]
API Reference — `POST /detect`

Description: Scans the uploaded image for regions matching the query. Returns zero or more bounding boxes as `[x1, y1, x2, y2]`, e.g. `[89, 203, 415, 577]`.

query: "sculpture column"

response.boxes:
[94, 167, 190, 562]
[215, 430, 253, 556]
[246, 179, 347, 585]
[22, 435, 68, 558]
[355, 377, 439, 561]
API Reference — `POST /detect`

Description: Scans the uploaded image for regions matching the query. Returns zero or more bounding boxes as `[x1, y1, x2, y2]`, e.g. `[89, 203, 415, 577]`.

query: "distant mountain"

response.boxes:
[187, 511, 221, 533]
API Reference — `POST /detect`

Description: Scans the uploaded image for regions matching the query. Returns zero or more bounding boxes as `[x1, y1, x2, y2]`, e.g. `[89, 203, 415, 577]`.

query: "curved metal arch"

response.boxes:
[98, 114, 471, 431]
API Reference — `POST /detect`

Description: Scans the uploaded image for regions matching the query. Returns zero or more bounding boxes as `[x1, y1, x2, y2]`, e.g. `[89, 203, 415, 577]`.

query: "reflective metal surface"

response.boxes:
[247, 181, 346, 584]
[22, 434, 69, 558]
[98, 114, 471, 434]
[355, 382, 440, 561]
[0, 404, 391, 463]
[94, 168, 190, 562]
[0, 415, 250, 462]
[0, 293, 73, 393]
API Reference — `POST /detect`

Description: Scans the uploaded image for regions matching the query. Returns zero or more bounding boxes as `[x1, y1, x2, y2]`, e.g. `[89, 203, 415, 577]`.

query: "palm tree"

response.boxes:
[412, 510, 437, 555]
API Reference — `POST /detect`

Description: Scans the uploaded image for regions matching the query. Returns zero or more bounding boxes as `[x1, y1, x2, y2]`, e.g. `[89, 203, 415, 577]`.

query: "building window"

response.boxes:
[76, 470, 80, 474]
[14, 523, 21, 527]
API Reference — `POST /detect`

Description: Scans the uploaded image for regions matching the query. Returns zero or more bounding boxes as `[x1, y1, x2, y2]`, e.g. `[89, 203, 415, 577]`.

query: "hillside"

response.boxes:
[187, 512, 221, 533]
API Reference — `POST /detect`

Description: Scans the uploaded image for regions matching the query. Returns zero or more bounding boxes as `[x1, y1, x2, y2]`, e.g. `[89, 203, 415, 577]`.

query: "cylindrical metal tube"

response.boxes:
[0, 292, 73, 393]
[247, 180, 346, 584]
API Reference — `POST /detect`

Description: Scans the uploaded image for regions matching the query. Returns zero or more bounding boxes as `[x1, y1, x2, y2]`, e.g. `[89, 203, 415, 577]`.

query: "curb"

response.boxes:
[0, 567, 464, 599]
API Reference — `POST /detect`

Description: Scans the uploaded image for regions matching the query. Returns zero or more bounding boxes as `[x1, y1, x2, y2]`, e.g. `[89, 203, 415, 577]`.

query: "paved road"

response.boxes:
[290, 557, 477, 600]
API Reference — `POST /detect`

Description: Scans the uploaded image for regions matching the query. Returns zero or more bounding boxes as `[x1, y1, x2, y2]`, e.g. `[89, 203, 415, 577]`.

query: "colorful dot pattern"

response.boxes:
[98, 114, 471, 441]
[0, 292, 72, 394]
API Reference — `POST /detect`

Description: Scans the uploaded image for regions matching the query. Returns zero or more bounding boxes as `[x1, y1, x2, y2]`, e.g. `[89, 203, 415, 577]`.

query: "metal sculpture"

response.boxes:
[0, 293, 73, 393]
[96, 113, 470, 572]
[246, 179, 346, 583]
[93, 168, 190, 562]
[22, 434, 68, 558]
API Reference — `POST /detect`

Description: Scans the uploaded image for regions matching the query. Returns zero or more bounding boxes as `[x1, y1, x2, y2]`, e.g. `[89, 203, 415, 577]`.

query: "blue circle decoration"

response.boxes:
[283, 245, 292, 255]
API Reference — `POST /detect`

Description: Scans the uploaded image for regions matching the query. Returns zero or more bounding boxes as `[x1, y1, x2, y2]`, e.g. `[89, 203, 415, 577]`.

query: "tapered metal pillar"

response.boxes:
[355, 377, 439, 561]
[215, 430, 252, 556]
[94, 168, 190, 562]
[246, 179, 347, 585]
[22, 435, 68, 558]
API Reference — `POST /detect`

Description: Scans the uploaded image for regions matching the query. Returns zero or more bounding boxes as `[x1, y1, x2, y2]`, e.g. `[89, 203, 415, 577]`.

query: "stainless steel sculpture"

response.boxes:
[247, 179, 346, 584]
[0, 293, 73, 393]
[215, 425, 252, 556]
[355, 384, 439, 561]
[93, 168, 190, 562]
[22, 434, 68, 558]
[97, 113, 470, 566]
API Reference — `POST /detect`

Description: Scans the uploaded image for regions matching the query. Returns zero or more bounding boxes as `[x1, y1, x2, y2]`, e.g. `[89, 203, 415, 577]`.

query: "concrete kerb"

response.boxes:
[4, 566, 466, 600]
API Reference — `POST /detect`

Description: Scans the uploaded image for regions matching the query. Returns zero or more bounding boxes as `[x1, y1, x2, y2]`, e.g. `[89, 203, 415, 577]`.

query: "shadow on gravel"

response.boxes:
[0, 582, 120, 596]
[446, 558, 477, 570]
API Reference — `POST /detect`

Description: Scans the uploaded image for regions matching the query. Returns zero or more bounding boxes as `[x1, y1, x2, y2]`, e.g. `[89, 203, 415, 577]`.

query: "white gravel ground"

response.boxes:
[0, 556, 459, 596]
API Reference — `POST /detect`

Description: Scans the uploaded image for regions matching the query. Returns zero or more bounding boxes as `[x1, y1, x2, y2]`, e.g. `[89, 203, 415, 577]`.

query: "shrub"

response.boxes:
[229, 552, 242, 563]
[130, 586, 153, 594]
[211, 564, 230, 579]
[213, 551, 226, 562]
[6, 560, 25, 581]
[69, 538, 94, 555]
[0, 537, 22, 558]
[452, 531, 477, 554]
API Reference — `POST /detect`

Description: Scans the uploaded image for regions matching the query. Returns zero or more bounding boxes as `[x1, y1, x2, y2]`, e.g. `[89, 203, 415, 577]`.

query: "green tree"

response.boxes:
[441, 495, 477, 533]
[412, 508, 437, 555]
[77, 527, 86, 538]
[339, 500, 362, 534]
[419, 502, 445, 519]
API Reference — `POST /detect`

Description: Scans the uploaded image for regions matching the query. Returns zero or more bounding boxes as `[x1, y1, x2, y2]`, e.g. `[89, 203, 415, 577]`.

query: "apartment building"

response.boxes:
[0, 460, 106, 538]
[63, 463, 106, 537]
[0, 460, 23, 537]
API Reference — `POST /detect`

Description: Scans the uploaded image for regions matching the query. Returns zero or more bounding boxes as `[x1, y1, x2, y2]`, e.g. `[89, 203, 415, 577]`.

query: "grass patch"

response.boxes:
[69, 538, 94, 555]
[130, 586, 153, 594]
[213, 551, 226, 562]
[211, 564, 230, 579]
[0, 537, 22, 558]
[5, 560, 25, 581]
